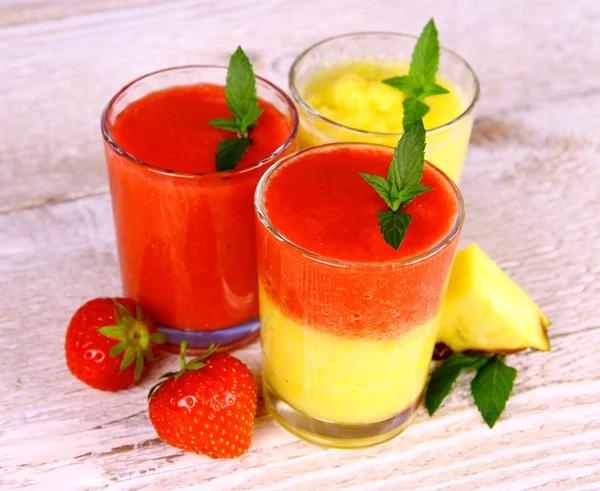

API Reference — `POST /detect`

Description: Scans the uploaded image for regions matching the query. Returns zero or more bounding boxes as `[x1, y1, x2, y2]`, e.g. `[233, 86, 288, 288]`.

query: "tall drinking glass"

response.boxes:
[255, 143, 464, 447]
[102, 66, 298, 353]
[290, 32, 479, 183]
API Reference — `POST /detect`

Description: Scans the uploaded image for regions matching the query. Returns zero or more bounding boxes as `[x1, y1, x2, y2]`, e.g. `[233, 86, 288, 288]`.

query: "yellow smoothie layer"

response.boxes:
[260, 287, 439, 424]
[298, 60, 473, 183]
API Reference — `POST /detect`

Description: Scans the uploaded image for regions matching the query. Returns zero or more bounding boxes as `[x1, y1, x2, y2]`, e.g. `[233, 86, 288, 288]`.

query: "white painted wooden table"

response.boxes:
[2, 1, 600, 489]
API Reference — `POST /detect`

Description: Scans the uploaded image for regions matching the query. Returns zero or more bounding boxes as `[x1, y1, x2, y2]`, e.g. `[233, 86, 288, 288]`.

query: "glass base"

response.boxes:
[264, 382, 420, 449]
[158, 317, 260, 355]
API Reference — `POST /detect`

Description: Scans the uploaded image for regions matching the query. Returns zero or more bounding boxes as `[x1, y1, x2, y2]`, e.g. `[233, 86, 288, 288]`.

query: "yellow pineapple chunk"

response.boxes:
[438, 243, 551, 353]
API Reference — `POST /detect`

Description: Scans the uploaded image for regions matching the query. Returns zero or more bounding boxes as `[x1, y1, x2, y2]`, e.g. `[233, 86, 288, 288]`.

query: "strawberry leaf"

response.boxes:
[134, 351, 144, 381]
[120, 347, 136, 373]
[150, 332, 167, 344]
[114, 301, 134, 322]
[148, 342, 218, 401]
[110, 340, 128, 358]
[186, 361, 207, 371]
[135, 302, 143, 321]
[98, 325, 126, 341]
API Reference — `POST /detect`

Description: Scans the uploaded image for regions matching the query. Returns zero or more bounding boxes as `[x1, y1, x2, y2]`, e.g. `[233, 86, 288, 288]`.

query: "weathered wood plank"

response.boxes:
[1, 0, 599, 212]
[2, 91, 600, 488]
[2, 0, 600, 489]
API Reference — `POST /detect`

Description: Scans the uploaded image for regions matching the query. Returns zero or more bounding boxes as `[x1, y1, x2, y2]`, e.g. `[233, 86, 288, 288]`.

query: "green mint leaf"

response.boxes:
[240, 106, 264, 135]
[422, 83, 449, 97]
[409, 18, 442, 90]
[387, 118, 426, 190]
[360, 173, 393, 208]
[402, 98, 430, 132]
[471, 355, 517, 428]
[425, 353, 487, 416]
[382, 76, 419, 99]
[383, 18, 447, 109]
[225, 46, 261, 135]
[207, 117, 242, 133]
[215, 137, 251, 172]
[389, 182, 402, 211]
[396, 183, 433, 205]
[378, 210, 412, 250]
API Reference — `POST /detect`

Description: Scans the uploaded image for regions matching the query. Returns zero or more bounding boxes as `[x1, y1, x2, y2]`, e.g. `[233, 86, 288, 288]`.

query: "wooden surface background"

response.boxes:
[2, 0, 600, 489]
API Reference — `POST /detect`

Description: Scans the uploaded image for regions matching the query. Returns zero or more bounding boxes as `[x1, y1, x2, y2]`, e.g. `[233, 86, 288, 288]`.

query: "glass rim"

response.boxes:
[101, 65, 299, 180]
[254, 142, 465, 268]
[289, 31, 480, 138]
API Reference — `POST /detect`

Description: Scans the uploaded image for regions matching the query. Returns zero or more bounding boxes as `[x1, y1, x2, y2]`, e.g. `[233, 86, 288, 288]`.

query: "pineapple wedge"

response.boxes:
[438, 243, 551, 353]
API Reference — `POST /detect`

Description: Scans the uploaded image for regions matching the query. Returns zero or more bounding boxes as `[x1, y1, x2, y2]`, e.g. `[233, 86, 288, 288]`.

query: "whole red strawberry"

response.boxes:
[148, 342, 257, 459]
[65, 298, 166, 391]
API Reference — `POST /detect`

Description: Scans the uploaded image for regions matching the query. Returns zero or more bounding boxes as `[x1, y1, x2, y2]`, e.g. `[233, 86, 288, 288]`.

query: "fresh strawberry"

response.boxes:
[148, 342, 257, 459]
[65, 297, 166, 391]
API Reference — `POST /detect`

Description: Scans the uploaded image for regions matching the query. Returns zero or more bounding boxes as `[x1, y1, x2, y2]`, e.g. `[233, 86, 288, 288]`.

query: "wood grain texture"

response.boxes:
[1, 0, 600, 211]
[2, 0, 600, 489]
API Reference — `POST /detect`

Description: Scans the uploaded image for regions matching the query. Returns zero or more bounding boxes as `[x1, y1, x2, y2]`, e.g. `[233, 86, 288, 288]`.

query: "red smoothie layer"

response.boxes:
[106, 83, 293, 331]
[112, 84, 290, 173]
[263, 145, 459, 262]
[257, 144, 461, 338]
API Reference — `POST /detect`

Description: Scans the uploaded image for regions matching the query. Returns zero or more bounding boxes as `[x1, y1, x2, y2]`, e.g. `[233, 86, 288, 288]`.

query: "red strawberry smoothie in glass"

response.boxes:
[255, 143, 463, 447]
[102, 66, 297, 352]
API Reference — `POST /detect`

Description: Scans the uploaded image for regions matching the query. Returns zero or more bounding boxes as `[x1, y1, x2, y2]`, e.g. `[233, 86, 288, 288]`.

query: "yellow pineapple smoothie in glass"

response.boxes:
[290, 33, 479, 183]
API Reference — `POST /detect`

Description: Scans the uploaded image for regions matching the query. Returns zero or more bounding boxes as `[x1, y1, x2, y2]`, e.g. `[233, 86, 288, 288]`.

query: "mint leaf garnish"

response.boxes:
[382, 18, 449, 131]
[360, 118, 431, 250]
[426, 352, 518, 429]
[378, 210, 412, 250]
[207, 46, 263, 171]
[382, 76, 418, 99]
[389, 118, 426, 190]
[471, 355, 517, 428]
[425, 353, 487, 416]
[396, 183, 433, 205]
[409, 18, 442, 91]
[402, 98, 430, 133]
[422, 83, 449, 97]
[215, 137, 251, 172]
[359, 173, 393, 209]
[207, 117, 241, 133]
[223, 46, 264, 134]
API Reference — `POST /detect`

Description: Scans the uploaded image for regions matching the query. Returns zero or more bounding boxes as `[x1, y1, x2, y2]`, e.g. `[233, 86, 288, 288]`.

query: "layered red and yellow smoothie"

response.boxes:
[102, 67, 297, 350]
[255, 144, 463, 444]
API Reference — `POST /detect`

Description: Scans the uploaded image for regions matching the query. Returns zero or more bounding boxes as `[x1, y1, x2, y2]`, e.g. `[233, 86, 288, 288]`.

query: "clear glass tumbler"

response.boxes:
[101, 66, 298, 353]
[290, 32, 479, 183]
[255, 143, 464, 448]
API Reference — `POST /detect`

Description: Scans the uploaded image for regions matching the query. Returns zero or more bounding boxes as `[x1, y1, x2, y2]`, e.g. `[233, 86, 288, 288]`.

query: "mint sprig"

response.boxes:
[360, 118, 432, 250]
[471, 355, 518, 428]
[425, 353, 518, 428]
[208, 46, 264, 171]
[382, 19, 449, 131]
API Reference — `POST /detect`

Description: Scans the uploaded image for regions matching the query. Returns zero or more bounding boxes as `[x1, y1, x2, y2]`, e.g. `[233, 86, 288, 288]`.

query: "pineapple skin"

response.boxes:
[437, 243, 551, 353]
